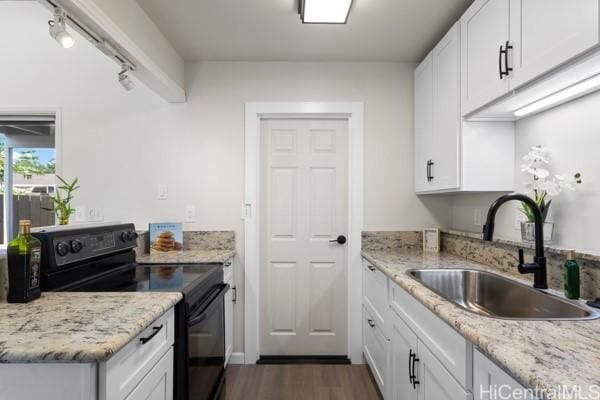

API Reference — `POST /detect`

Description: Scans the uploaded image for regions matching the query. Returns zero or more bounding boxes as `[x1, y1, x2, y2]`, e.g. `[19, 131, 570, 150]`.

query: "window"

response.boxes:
[0, 114, 56, 243]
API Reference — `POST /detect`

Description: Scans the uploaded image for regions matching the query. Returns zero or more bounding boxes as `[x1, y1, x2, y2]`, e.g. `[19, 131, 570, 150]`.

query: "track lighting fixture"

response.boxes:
[48, 9, 75, 49]
[118, 65, 135, 91]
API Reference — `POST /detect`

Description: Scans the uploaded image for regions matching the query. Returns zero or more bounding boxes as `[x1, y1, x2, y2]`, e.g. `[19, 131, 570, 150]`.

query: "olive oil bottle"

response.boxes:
[7, 220, 42, 303]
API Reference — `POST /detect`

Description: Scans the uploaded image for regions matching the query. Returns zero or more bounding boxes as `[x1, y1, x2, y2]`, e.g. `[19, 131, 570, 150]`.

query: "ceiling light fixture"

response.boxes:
[298, 0, 353, 24]
[118, 64, 135, 91]
[48, 8, 75, 49]
[514, 74, 600, 118]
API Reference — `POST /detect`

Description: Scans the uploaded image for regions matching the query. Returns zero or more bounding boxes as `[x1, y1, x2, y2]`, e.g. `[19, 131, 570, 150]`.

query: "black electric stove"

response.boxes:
[32, 223, 227, 400]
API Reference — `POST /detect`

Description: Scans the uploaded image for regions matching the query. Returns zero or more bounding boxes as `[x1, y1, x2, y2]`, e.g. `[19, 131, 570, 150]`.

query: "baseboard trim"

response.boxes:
[229, 352, 245, 365]
[257, 355, 351, 365]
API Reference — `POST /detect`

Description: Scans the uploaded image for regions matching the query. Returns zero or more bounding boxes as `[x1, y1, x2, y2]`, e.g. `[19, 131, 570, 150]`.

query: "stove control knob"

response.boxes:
[127, 231, 137, 241]
[70, 239, 84, 253]
[56, 241, 70, 256]
[120, 232, 129, 242]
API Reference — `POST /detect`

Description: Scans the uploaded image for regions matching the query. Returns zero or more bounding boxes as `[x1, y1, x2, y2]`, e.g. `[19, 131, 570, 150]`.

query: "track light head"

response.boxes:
[118, 65, 135, 91]
[48, 9, 75, 49]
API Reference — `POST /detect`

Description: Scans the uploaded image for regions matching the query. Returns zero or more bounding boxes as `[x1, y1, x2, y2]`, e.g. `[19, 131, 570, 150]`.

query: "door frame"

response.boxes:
[244, 102, 364, 364]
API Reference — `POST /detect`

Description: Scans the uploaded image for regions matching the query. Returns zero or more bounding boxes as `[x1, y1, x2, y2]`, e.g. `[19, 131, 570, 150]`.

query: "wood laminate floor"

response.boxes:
[224, 364, 383, 400]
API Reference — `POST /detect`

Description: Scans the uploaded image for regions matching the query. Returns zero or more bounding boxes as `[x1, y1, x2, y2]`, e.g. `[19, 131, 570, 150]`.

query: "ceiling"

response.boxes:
[136, 0, 473, 62]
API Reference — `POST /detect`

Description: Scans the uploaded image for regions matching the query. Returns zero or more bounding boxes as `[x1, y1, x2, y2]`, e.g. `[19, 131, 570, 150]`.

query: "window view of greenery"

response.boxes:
[0, 137, 56, 241]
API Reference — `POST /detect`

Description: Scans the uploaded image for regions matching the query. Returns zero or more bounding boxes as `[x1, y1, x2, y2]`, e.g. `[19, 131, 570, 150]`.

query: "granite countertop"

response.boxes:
[0, 292, 182, 363]
[362, 248, 600, 398]
[136, 249, 236, 264]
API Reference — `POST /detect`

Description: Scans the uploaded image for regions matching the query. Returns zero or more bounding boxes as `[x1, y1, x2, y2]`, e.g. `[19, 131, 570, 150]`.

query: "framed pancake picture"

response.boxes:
[149, 223, 183, 254]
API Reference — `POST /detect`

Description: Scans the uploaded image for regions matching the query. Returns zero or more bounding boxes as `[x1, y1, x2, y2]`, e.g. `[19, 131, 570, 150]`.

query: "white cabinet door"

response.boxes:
[414, 52, 434, 193]
[473, 349, 535, 400]
[416, 343, 472, 400]
[125, 348, 173, 400]
[461, 0, 510, 115]
[509, 0, 600, 88]
[389, 311, 418, 400]
[224, 262, 234, 366]
[431, 22, 461, 191]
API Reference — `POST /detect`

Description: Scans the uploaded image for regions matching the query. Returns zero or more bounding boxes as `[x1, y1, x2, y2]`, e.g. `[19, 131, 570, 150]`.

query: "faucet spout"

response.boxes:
[483, 193, 548, 289]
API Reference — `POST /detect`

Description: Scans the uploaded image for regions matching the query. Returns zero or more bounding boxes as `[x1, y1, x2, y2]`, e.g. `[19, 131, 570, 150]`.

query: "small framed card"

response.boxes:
[149, 223, 183, 254]
[423, 228, 441, 253]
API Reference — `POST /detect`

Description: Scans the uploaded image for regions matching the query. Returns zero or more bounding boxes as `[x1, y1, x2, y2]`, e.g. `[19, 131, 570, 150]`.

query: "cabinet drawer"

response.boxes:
[125, 347, 173, 400]
[100, 307, 175, 400]
[389, 282, 471, 388]
[362, 259, 388, 327]
[363, 306, 388, 395]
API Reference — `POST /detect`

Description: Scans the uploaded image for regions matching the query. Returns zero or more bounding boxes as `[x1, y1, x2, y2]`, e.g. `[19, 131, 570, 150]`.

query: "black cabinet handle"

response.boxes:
[429, 161, 434, 182]
[367, 319, 376, 328]
[367, 265, 376, 272]
[498, 43, 504, 79]
[408, 349, 414, 384]
[329, 235, 347, 245]
[504, 40, 513, 77]
[426, 160, 430, 182]
[140, 324, 163, 344]
[410, 350, 420, 389]
[232, 286, 237, 303]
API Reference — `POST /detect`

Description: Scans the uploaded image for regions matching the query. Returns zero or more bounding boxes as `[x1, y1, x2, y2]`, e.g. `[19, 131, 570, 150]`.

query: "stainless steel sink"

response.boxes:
[407, 268, 600, 320]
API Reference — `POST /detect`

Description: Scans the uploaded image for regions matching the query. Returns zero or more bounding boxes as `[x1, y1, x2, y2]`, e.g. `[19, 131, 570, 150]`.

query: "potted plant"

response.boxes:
[520, 145, 582, 243]
[43, 176, 80, 225]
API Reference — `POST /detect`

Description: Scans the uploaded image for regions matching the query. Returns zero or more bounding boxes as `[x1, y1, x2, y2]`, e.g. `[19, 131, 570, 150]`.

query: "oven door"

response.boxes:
[187, 283, 229, 400]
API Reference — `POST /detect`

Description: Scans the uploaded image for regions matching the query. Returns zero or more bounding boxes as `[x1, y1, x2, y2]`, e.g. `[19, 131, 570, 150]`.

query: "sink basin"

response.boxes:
[407, 268, 600, 320]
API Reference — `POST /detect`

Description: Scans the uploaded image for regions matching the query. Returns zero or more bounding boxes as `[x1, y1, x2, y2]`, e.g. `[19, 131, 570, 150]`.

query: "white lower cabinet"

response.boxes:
[473, 349, 534, 400]
[389, 311, 417, 400]
[125, 348, 173, 400]
[363, 305, 389, 395]
[417, 343, 471, 400]
[224, 258, 234, 366]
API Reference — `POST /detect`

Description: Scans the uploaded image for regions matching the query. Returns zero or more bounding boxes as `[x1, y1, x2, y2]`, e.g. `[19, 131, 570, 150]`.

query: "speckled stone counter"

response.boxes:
[0, 292, 182, 363]
[362, 248, 600, 398]
[136, 249, 236, 264]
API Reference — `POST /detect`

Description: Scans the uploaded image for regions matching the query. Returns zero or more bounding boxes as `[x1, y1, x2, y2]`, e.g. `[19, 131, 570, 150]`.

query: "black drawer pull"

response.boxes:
[140, 324, 163, 344]
[367, 319, 376, 328]
[367, 265, 376, 272]
[232, 286, 237, 303]
[410, 350, 420, 389]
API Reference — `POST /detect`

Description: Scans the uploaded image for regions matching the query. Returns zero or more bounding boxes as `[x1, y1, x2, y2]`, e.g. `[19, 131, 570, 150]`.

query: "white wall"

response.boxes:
[0, 2, 453, 353]
[452, 91, 600, 253]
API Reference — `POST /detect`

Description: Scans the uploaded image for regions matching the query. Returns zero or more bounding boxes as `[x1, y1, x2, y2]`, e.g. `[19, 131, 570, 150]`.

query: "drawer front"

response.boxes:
[100, 307, 175, 400]
[362, 259, 388, 327]
[390, 282, 471, 388]
[125, 347, 173, 400]
[363, 306, 388, 394]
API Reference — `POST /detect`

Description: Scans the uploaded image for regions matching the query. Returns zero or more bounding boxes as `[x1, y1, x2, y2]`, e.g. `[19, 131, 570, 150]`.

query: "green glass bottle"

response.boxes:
[563, 250, 580, 300]
[7, 220, 42, 303]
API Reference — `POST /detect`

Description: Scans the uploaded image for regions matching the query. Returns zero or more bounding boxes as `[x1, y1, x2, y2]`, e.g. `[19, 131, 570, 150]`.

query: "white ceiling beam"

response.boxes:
[39, 0, 186, 103]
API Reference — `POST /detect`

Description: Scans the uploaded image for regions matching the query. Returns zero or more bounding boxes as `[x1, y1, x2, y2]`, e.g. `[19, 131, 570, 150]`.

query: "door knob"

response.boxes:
[329, 235, 347, 245]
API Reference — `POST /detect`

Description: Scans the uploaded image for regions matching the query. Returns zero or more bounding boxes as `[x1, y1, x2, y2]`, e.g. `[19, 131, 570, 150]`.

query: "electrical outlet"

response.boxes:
[157, 184, 168, 200]
[88, 207, 103, 222]
[473, 208, 483, 226]
[184, 205, 196, 222]
[74, 206, 86, 223]
[514, 209, 524, 230]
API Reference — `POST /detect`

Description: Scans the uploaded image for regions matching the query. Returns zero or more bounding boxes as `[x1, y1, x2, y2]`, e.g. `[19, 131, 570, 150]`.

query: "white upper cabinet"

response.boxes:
[414, 52, 435, 193]
[509, 0, 600, 89]
[460, 0, 600, 117]
[460, 0, 510, 115]
[414, 21, 515, 194]
[431, 23, 461, 191]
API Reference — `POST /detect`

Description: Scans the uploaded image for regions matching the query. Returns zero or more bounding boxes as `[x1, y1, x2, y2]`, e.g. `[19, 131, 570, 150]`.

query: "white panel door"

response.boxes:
[414, 52, 435, 193]
[389, 312, 418, 400]
[416, 342, 471, 400]
[260, 119, 348, 356]
[431, 22, 461, 191]
[461, 0, 510, 115]
[509, 0, 600, 89]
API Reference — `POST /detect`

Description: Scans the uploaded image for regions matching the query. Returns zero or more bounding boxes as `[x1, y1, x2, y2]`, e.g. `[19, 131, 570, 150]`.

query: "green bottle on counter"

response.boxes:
[7, 220, 42, 303]
[563, 250, 580, 300]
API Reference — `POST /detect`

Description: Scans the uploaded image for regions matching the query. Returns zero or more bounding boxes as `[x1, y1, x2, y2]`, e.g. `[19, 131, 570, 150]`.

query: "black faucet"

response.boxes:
[482, 193, 548, 289]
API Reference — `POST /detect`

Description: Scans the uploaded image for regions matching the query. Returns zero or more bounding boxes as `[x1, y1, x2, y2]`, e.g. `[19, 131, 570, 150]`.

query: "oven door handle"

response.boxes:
[188, 283, 230, 326]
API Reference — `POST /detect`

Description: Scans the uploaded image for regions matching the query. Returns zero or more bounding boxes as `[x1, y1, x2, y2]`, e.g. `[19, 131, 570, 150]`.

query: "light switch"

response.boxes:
[184, 205, 196, 222]
[157, 184, 168, 200]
